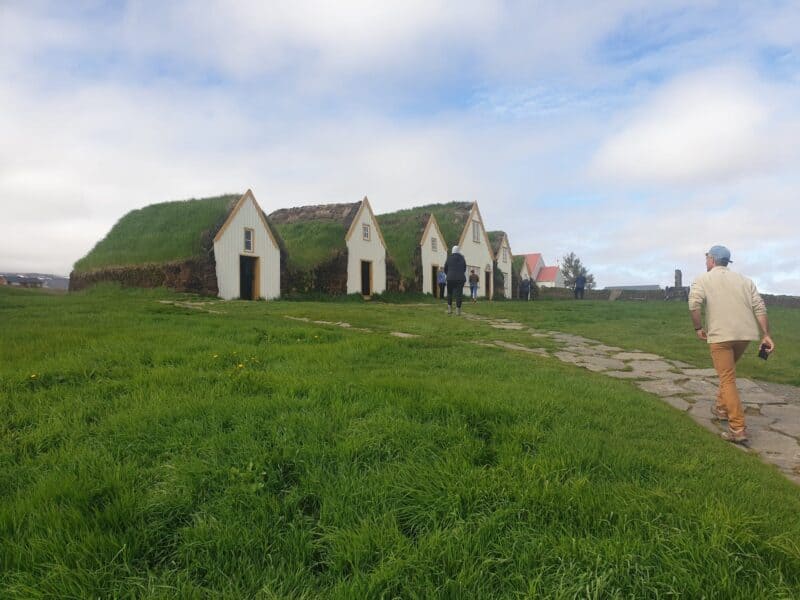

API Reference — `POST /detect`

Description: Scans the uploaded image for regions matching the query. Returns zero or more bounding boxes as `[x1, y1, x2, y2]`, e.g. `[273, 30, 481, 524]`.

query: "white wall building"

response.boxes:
[213, 189, 281, 300]
[456, 202, 494, 299]
[420, 214, 448, 296]
[345, 197, 388, 296]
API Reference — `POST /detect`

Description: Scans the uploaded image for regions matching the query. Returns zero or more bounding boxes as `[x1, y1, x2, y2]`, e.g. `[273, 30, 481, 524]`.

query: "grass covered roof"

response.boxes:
[487, 231, 508, 258]
[268, 203, 361, 270]
[73, 194, 239, 273]
[377, 202, 472, 281]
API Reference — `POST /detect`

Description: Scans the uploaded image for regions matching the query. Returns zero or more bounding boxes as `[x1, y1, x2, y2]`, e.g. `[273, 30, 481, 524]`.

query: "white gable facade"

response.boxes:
[458, 202, 494, 299]
[213, 190, 281, 300]
[420, 215, 448, 295]
[495, 234, 512, 298]
[345, 198, 387, 295]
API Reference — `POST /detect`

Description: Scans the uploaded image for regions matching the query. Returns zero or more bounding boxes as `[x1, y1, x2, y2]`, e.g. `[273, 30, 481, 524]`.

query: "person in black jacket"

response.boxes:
[444, 245, 467, 315]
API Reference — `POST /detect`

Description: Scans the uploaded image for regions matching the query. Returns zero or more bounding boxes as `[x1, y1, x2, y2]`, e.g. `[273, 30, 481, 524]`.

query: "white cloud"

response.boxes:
[589, 68, 794, 185]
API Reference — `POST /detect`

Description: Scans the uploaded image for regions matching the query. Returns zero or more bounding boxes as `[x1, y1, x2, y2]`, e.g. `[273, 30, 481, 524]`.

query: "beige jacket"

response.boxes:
[688, 266, 766, 343]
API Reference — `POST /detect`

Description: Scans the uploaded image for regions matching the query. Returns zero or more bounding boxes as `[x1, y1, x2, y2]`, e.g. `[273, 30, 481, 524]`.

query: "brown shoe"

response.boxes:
[721, 427, 748, 444]
[710, 405, 729, 421]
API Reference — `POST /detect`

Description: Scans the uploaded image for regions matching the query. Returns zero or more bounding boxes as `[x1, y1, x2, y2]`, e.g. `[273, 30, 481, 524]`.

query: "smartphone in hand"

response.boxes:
[758, 343, 770, 360]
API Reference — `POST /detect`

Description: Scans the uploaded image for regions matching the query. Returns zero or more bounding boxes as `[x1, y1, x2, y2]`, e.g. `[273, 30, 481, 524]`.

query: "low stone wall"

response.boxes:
[69, 258, 218, 295]
[762, 294, 800, 308]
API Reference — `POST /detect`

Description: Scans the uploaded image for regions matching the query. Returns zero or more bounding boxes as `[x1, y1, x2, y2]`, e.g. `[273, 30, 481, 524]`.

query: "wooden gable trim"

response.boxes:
[345, 197, 387, 250]
[419, 214, 446, 249]
[457, 201, 495, 261]
[213, 189, 279, 250]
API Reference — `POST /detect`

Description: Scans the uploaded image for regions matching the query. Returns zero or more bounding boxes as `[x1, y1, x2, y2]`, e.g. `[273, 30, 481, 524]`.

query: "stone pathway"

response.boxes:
[465, 314, 800, 485]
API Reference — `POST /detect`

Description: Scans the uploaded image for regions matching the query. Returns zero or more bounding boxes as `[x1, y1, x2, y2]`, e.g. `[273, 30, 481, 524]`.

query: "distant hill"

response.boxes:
[1, 272, 70, 289]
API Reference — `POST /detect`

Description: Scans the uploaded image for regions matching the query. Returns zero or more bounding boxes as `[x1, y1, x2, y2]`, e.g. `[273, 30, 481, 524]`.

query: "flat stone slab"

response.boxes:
[739, 391, 787, 405]
[490, 322, 525, 330]
[554, 351, 583, 365]
[761, 403, 800, 422]
[492, 341, 548, 356]
[681, 368, 719, 377]
[638, 379, 689, 397]
[736, 378, 765, 393]
[390, 332, 419, 338]
[661, 396, 691, 412]
[668, 360, 695, 368]
[613, 352, 663, 361]
[576, 356, 627, 371]
[628, 360, 677, 373]
[565, 344, 604, 356]
[604, 370, 650, 380]
[748, 429, 800, 468]
[593, 344, 624, 352]
[682, 379, 720, 396]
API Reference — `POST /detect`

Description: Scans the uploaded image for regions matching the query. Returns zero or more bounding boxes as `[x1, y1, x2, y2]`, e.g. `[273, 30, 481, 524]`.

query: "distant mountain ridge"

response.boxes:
[1, 272, 70, 290]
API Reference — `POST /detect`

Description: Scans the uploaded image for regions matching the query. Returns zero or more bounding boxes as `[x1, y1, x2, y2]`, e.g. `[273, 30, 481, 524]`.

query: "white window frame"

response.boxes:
[472, 221, 480, 243]
[502, 247, 508, 263]
[244, 228, 254, 253]
[362, 223, 371, 241]
[431, 237, 438, 252]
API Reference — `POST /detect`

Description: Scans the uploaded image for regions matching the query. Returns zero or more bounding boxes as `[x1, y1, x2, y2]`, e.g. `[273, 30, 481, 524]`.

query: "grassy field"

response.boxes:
[2, 286, 799, 598]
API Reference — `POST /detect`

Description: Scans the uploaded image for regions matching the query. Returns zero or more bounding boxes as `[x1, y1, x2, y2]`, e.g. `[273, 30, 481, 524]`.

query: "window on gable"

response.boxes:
[472, 221, 480, 243]
[431, 237, 438, 252]
[502, 248, 508, 263]
[244, 228, 254, 252]
[362, 224, 371, 241]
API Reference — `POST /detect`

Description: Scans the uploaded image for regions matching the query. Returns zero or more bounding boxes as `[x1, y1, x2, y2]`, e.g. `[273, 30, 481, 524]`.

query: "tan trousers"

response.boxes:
[709, 341, 750, 430]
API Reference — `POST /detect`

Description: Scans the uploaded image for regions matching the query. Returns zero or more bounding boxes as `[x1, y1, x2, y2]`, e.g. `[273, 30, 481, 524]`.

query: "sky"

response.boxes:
[2, 1, 799, 294]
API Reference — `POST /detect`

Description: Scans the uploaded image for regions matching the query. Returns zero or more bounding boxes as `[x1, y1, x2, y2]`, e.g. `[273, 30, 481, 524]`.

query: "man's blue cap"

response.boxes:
[707, 245, 732, 263]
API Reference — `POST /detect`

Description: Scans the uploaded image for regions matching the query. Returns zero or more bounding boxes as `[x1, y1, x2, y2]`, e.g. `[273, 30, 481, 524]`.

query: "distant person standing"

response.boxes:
[444, 246, 467, 315]
[574, 273, 586, 299]
[688, 245, 774, 444]
[520, 278, 530, 301]
[436, 267, 447, 301]
[468, 269, 479, 302]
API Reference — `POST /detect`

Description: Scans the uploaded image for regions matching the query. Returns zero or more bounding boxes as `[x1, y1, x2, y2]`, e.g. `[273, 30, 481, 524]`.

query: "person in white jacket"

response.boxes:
[688, 245, 774, 443]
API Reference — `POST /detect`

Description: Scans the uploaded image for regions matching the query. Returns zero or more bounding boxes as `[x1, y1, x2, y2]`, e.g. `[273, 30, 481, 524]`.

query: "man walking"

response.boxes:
[688, 245, 774, 443]
[444, 246, 467, 315]
[468, 269, 480, 302]
[574, 273, 586, 299]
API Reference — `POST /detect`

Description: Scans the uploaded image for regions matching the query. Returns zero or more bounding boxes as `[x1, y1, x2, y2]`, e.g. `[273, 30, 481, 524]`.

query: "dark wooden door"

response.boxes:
[240, 256, 256, 300]
[361, 261, 371, 296]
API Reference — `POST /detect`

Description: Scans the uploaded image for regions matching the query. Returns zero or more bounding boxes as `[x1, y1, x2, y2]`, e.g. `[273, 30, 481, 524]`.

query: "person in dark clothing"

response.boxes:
[574, 274, 586, 299]
[444, 245, 467, 315]
[520, 278, 530, 301]
[436, 267, 447, 301]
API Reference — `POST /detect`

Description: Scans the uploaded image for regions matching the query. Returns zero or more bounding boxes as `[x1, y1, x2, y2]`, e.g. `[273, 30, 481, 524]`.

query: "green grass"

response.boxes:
[376, 210, 429, 283]
[272, 221, 348, 270]
[2, 286, 800, 598]
[73, 195, 238, 273]
[470, 299, 800, 386]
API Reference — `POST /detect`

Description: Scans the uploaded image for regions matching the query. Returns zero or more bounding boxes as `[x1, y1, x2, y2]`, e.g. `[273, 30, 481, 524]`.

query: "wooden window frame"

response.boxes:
[502, 247, 508, 263]
[431, 237, 438, 252]
[362, 223, 371, 241]
[472, 221, 480, 243]
[244, 228, 254, 253]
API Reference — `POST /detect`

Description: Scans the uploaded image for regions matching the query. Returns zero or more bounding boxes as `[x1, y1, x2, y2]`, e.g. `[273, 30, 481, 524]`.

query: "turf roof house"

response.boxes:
[424, 201, 494, 299]
[377, 208, 448, 295]
[488, 231, 513, 299]
[269, 197, 393, 295]
[70, 190, 285, 299]
[212, 190, 283, 300]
